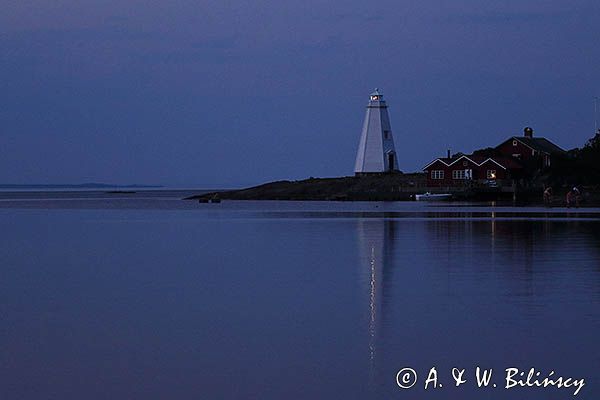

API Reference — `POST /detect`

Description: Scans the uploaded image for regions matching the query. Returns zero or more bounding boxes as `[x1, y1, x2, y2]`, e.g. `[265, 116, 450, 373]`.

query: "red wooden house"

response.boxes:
[423, 154, 523, 187]
[423, 127, 565, 187]
[495, 127, 565, 169]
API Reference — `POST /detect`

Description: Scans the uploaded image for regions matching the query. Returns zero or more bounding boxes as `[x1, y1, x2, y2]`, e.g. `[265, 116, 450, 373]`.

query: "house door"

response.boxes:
[387, 153, 395, 172]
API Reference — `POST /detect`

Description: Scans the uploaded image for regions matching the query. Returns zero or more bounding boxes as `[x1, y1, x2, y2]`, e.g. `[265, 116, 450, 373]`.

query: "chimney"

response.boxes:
[447, 149, 451, 159]
[524, 127, 533, 138]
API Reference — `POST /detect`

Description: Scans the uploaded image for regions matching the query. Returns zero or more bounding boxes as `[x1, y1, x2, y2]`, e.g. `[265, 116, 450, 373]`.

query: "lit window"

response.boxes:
[370, 95, 380, 101]
[431, 170, 444, 180]
[487, 170, 497, 179]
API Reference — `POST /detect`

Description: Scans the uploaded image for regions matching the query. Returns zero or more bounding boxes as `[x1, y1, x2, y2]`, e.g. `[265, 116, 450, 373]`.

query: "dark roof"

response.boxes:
[507, 137, 565, 154]
[423, 154, 523, 170]
[484, 156, 523, 169]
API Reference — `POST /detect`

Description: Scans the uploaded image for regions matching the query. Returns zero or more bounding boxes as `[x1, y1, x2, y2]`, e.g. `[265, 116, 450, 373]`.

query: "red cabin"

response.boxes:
[495, 127, 565, 170]
[423, 127, 565, 188]
[423, 154, 522, 187]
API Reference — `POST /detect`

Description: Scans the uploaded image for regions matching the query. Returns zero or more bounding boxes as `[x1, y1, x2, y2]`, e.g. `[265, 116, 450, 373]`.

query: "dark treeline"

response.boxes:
[549, 132, 600, 186]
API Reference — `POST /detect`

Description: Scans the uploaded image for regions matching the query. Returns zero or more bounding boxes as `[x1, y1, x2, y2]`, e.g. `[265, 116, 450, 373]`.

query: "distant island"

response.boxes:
[0, 183, 163, 189]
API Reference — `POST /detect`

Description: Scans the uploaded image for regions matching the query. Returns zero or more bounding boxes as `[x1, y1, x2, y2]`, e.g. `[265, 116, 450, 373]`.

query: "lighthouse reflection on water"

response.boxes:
[356, 218, 397, 385]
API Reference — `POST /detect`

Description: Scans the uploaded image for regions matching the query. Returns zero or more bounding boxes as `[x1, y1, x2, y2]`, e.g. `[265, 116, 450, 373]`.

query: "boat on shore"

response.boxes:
[414, 192, 452, 201]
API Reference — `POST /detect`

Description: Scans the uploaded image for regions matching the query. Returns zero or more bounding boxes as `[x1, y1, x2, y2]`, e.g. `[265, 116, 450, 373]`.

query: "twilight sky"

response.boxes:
[1, 0, 599, 187]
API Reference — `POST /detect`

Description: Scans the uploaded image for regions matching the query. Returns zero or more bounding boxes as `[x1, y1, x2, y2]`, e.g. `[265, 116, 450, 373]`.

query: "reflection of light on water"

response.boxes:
[369, 245, 376, 372]
[490, 211, 496, 267]
[357, 220, 387, 389]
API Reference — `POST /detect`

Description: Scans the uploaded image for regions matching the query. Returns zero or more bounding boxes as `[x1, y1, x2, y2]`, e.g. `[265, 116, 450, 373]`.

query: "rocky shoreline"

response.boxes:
[183, 173, 600, 206]
[185, 174, 423, 201]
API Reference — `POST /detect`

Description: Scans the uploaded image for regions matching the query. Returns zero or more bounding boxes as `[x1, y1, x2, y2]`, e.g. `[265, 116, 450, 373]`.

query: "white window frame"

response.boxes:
[452, 170, 466, 180]
[431, 170, 444, 180]
[512, 140, 518, 146]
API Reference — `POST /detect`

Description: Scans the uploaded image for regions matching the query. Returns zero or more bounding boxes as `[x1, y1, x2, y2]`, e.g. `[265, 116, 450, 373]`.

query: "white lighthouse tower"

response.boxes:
[354, 89, 399, 175]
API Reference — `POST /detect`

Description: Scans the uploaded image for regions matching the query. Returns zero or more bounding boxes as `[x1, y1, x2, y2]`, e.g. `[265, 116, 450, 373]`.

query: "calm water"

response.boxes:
[1, 191, 599, 399]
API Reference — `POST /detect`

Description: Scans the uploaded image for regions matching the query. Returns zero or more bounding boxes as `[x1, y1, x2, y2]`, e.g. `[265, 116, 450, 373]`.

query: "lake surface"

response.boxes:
[1, 191, 599, 399]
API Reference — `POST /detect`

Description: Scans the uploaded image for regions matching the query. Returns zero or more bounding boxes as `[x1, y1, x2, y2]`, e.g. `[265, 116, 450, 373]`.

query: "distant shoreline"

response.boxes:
[0, 183, 163, 189]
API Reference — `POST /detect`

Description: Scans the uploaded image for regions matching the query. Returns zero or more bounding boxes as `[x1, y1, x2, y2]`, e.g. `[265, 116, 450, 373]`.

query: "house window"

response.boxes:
[431, 170, 444, 180]
[532, 150, 536, 156]
[512, 140, 518, 146]
[462, 160, 468, 167]
[487, 170, 497, 179]
[452, 170, 466, 179]
[512, 153, 521, 159]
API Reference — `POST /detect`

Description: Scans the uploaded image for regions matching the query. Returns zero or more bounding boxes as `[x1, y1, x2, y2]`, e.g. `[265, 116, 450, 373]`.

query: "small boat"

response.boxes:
[414, 192, 452, 201]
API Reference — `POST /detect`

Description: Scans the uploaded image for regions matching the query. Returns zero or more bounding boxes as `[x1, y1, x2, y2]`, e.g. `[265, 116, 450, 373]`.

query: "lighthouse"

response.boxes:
[354, 89, 399, 175]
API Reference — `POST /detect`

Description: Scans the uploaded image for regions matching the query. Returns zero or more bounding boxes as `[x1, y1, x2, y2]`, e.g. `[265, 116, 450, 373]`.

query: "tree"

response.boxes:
[584, 130, 600, 151]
